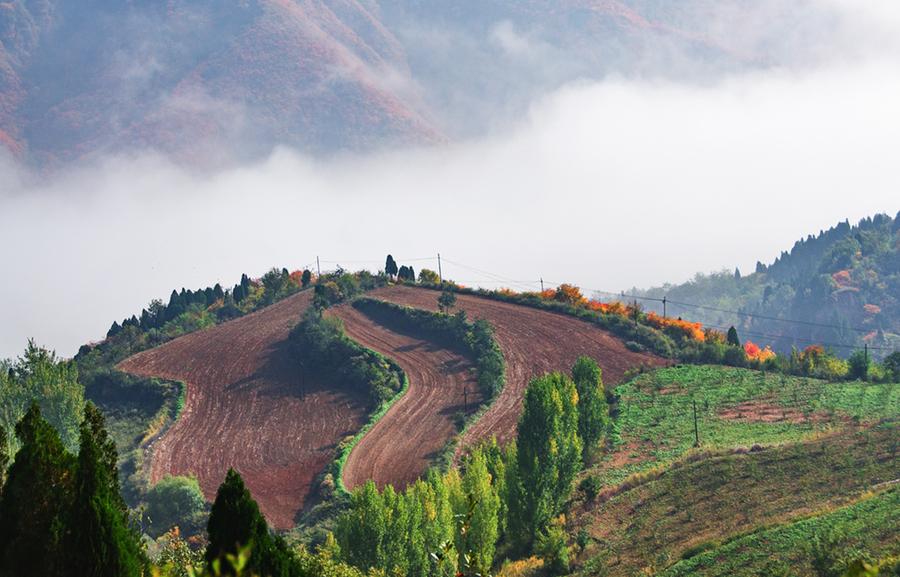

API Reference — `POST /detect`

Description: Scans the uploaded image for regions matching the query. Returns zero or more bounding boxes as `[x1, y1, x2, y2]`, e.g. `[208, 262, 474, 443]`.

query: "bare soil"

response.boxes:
[330, 304, 481, 491]
[118, 291, 368, 529]
[364, 286, 666, 450]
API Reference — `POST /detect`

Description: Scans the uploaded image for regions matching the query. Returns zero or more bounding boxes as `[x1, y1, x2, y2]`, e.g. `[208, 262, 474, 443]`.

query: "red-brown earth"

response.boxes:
[118, 290, 368, 529]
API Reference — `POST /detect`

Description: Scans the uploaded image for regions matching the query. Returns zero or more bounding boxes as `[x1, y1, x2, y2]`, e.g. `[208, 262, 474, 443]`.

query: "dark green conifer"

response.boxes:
[0, 404, 76, 577]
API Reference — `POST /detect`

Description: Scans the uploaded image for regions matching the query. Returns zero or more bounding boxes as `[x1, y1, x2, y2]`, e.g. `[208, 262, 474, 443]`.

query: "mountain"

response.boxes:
[635, 212, 900, 358]
[0, 0, 783, 166]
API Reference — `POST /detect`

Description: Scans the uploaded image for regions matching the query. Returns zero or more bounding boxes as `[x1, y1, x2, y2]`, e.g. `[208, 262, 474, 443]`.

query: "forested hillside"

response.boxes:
[636, 212, 900, 359]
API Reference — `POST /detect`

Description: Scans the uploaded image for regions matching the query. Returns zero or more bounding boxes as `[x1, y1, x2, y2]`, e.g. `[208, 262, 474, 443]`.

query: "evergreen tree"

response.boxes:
[0, 404, 76, 577]
[571, 357, 609, 459]
[727, 326, 741, 347]
[510, 374, 581, 548]
[301, 269, 312, 287]
[385, 255, 398, 279]
[206, 468, 288, 577]
[0, 428, 7, 492]
[68, 403, 145, 577]
[106, 321, 122, 338]
[233, 283, 245, 303]
[213, 283, 225, 301]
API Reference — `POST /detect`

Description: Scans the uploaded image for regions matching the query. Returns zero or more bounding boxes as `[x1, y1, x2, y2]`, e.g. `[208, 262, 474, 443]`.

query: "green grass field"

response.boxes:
[595, 365, 898, 488]
[572, 365, 899, 576]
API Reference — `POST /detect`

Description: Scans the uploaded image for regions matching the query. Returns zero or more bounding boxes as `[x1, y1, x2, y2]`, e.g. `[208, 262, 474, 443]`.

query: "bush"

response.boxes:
[579, 475, 602, 501]
[536, 525, 570, 576]
[145, 475, 208, 538]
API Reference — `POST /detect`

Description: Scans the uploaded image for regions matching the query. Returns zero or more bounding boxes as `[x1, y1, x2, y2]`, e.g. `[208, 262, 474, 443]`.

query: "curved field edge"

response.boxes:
[348, 297, 507, 467]
[364, 285, 667, 449]
[332, 370, 410, 495]
[410, 283, 676, 358]
[84, 371, 187, 504]
[657, 486, 900, 577]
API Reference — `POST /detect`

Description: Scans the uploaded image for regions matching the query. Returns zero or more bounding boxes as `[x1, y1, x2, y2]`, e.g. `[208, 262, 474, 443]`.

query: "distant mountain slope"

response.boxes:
[0, 0, 809, 165]
[635, 213, 900, 358]
[0, 0, 440, 165]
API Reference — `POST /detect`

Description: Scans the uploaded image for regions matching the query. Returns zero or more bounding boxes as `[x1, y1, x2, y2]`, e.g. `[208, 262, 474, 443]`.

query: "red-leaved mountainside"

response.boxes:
[0, 0, 753, 165]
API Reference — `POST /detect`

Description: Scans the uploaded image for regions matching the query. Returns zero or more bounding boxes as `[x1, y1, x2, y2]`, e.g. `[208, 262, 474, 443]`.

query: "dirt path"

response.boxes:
[330, 304, 481, 491]
[118, 290, 368, 529]
[365, 286, 666, 449]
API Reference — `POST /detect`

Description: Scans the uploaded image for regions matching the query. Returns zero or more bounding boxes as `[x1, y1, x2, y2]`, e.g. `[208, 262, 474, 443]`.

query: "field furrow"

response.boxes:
[330, 304, 480, 491]
[118, 290, 368, 529]
[364, 285, 667, 448]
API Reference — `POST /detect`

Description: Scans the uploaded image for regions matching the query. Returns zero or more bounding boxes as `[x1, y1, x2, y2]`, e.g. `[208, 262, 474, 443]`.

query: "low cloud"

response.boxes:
[1, 0, 898, 358]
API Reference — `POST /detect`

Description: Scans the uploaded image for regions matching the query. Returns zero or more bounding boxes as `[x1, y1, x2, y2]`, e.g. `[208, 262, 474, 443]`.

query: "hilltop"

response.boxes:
[635, 212, 900, 358]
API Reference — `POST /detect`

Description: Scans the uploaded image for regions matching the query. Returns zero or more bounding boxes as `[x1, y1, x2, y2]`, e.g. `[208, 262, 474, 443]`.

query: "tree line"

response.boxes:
[331, 356, 610, 576]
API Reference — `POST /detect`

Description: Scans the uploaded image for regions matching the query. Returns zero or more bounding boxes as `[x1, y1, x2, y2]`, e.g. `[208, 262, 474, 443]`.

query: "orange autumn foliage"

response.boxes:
[744, 340, 776, 362]
[645, 312, 705, 342]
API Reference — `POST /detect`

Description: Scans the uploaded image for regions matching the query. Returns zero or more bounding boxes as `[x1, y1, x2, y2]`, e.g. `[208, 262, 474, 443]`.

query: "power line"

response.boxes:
[666, 299, 871, 334]
[703, 323, 891, 351]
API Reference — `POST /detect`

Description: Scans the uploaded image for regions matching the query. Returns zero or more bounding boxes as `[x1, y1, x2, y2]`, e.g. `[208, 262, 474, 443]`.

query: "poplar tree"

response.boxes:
[336, 480, 386, 572]
[510, 374, 581, 548]
[461, 448, 500, 576]
[572, 357, 608, 459]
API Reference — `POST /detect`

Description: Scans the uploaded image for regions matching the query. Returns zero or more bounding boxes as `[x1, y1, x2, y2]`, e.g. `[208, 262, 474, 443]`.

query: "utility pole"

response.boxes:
[662, 296, 667, 319]
[437, 253, 443, 285]
[692, 399, 700, 447]
[540, 277, 544, 292]
[462, 386, 468, 412]
[316, 256, 321, 277]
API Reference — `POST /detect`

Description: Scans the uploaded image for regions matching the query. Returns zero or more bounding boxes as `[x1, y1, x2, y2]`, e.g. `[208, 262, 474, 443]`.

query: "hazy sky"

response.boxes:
[1, 0, 899, 359]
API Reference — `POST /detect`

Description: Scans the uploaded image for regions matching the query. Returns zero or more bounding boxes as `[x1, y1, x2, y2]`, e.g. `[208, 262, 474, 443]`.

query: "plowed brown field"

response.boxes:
[330, 305, 481, 491]
[365, 286, 666, 449]
[117, 290, 368, 529]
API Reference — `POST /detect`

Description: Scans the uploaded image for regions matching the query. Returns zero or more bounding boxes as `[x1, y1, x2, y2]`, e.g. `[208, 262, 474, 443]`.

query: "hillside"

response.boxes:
[1, 0, 778, 165]
[635, 213, 900, 358]
[572, 365, 900, 576]
[365, 285, 666, 447]
[117, 290, 369, 530]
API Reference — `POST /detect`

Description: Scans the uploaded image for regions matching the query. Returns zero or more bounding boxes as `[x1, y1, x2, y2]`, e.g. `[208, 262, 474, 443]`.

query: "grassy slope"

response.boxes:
[595, 365, 898, 488]
[574, 425, 899, 576]
[573, 365, 899, 576]
[660, 487, 900, 577]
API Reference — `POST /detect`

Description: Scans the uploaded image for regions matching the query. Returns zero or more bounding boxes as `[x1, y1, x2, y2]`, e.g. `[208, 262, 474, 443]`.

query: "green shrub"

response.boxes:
[536, 525, 570, 576]
[146, 475, 208, 538]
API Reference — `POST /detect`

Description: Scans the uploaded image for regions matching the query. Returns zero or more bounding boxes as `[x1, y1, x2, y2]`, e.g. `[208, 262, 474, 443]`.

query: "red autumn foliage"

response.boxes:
[832, 270, 853, 287]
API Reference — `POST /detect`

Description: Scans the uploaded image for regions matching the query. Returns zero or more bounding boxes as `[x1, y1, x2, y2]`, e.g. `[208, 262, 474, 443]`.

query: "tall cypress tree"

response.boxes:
[0, 428, 8, 492]
[385, 255, 398, 279]
[727, 326, 741, 347]
[206, 468, 297, 577]
[68, 403, 145, 577]
[0, 404, 76, 577]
